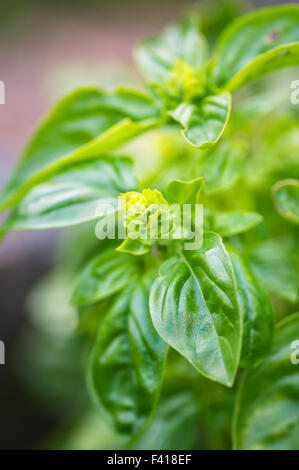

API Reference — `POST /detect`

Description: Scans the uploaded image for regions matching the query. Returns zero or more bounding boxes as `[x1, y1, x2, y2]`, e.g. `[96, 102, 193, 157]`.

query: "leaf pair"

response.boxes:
[3, 5, 299, 219]
[0, 87, 159, 214]
[72, 226, 274, 438]
[136, 5, 299, 148]
[3, 157, 136, 231]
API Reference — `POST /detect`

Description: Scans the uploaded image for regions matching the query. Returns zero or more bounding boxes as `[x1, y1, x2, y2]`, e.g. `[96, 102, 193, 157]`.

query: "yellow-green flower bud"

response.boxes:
[121, 189, 174, 242]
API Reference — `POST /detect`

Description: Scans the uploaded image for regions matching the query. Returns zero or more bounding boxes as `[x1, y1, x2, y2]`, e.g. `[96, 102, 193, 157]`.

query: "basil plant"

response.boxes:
[2, 4, 299, 450]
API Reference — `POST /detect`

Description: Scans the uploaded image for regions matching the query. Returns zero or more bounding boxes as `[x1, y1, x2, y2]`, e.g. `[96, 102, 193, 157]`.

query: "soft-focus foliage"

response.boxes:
[3, 2, 299, 450]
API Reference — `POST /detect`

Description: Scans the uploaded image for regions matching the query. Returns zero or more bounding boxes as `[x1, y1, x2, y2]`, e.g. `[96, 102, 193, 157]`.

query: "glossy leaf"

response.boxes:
[71, 248, 137, 306]
[199, 140, 245, 195]
[0, 87, 158, 210]
[150, 232, 242, 386]
[230, 252, 274, 370]
[135, 14, 207, 84]
[87, 283, 168, 435]
[233, 313, 299, 450]
[3, 157, 135, 230]
[213, 211, 263, 238]
[169, 92, 231, 149]
[211, 5, 299, 91]
[272, 179, 299, 225]
[165, 177, 204, 205]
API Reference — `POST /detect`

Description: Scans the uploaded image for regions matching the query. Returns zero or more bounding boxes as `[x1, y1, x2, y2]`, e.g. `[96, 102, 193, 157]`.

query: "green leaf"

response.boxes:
[230, 252, 274, 370]
[71, 248, 137, 306]
[150, 232, 242, 386]
[87, 282, 168, 436]
[213, 211, 263, 238]
[0, 87, 158, 211]
[133, 391, 198, 450]
[169, 92, 231, 149]
[199, 140, 245, 195]
[272, 179, 299, 225]
[135, 14, 208, 85]
[78, 301, 108, 338]
[211, 5, 299, 91]
[164, 177, 204, 205]
[116, 237, 151, 256]
[249, 240, 298, 303]
[233, 312, 299, 450]
[3, 157, 136, 231]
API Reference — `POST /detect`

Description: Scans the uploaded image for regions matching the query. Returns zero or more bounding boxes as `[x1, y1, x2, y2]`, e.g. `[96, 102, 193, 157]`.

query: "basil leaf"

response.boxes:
[249, 240, 298, 303]
[3, 157, 135, 231]
[133, 391, 198, 450]
[230, 252, 274, 370]
[82, 117, 157, 154]
[0, 87, 158, 210]
[87, 283, 168, 436]
[211, 5, 299, 91]
[213, 211, 263, 238]
[272, 179, 299, 225]
[199, 140, 245, 194]
[169, 92, 231, 149]
[78, 301, 109, 338]
[135, 14, 208, 85]
[71, 248, 137, 306]
[150, 232, 242, 386]
[165, 177, 204, 205]
[233, 312, 299, 450]
[116, 237, 151, 256]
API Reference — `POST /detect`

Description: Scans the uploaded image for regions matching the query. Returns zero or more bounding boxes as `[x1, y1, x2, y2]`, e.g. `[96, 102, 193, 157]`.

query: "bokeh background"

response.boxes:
[0, 0, 295, 449]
